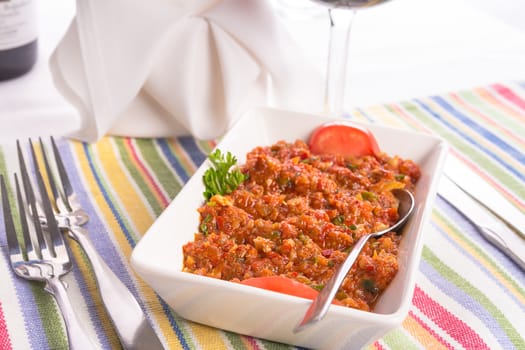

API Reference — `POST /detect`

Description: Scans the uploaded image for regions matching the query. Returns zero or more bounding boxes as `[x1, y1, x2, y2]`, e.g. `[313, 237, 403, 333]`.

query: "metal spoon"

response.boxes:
[293, 188, 415, 333]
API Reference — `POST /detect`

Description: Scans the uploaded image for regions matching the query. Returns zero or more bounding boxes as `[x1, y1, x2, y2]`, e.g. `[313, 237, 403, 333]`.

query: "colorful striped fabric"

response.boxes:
[0, 81, 524, 349]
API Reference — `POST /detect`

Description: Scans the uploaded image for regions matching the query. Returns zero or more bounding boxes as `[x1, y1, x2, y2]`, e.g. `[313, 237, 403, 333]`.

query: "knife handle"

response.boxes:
[478, 226, 525, 271]
[69, 226, 164, 350]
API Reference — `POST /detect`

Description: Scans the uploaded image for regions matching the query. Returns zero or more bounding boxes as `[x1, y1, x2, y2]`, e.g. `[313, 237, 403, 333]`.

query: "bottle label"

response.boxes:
[0, 0, 37, 50]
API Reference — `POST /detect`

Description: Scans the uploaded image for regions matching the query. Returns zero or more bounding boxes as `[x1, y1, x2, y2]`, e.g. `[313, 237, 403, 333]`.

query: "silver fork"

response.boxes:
[22, 138, 164, 350]
[1, 174, 99, 349]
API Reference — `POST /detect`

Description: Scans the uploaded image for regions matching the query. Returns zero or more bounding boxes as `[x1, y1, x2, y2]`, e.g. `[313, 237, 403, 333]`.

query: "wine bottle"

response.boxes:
[0, 0, 37, 81]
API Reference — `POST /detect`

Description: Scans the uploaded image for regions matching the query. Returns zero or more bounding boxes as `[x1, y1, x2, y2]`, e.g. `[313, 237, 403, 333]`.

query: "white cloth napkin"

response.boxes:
[49, 0, 323, 142]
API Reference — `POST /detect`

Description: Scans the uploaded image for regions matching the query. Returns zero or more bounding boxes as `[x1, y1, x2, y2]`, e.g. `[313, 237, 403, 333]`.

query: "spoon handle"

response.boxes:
[293, 233, 372, 333]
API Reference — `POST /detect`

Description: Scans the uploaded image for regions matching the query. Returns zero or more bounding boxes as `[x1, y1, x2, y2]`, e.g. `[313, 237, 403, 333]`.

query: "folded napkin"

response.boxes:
[49, 0, 323, 142]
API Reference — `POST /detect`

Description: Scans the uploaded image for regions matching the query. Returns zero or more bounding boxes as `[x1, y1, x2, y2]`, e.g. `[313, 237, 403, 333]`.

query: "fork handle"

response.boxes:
[69, 226, 164, 350]
[46, 276, 101, 350]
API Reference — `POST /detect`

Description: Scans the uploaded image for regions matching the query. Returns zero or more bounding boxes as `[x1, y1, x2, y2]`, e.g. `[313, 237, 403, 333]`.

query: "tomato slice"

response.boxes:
[240, 276, 341, 304]
[308, 121, 381, 157]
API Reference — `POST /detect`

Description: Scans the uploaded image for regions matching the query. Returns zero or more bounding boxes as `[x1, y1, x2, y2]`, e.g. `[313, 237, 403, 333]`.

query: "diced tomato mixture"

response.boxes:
[182, 140, 420, 311]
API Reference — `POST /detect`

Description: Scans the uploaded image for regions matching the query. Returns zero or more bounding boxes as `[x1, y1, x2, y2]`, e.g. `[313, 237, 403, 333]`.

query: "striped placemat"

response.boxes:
[0, 81, 524, 349]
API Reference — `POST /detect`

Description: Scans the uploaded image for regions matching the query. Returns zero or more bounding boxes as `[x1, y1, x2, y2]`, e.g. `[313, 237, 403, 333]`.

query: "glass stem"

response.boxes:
[324, 8, 356, 116]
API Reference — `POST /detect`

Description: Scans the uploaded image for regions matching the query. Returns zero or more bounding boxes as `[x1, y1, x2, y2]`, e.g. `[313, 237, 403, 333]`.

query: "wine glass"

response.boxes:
[310, 0, 391, 115]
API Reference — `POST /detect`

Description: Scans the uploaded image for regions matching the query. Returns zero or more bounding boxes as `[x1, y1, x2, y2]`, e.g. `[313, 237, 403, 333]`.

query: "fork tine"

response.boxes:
[13, 173, 40, 261]
[27, 139, 67, 258]
[17, 141, 47, 259]
[1, 175, 22, 261]
[38, 137, 60, 208]
[50, 136, 74, 212]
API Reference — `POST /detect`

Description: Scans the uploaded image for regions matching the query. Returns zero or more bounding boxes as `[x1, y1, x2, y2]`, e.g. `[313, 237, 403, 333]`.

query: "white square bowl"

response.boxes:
[131, 107, 448, 350]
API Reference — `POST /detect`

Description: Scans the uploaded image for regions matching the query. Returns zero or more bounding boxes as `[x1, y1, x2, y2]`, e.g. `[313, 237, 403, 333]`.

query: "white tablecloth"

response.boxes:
[0, 0, 524, 141]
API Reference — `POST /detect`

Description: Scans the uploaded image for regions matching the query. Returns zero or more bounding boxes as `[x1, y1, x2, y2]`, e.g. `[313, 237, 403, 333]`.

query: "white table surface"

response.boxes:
[0, 0, 524, 142]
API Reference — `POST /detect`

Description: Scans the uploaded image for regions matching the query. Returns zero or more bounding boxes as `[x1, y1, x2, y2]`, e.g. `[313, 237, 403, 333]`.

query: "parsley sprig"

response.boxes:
[202, 149, 247, 201]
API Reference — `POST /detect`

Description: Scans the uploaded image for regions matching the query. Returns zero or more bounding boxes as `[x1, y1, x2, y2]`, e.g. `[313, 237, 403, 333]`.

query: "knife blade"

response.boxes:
[438, 175, 525, 270]
[443, 154, 525, 239]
